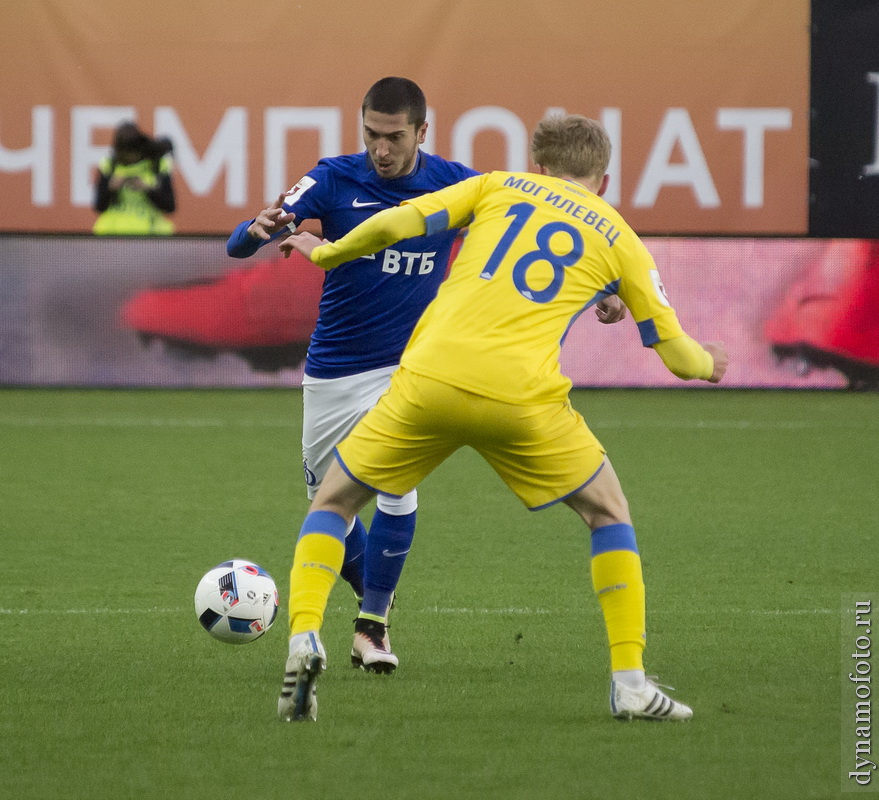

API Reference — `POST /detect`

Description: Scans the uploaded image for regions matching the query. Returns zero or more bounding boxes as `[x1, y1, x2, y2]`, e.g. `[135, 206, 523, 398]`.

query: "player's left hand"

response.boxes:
[248, 194, 297, 241]
[280, 231, 326, 261]
[595, 295, 627, 324]
[702, 341, 729, 383]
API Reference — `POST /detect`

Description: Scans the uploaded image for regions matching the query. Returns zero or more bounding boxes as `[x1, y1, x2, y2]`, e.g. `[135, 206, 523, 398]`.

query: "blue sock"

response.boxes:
[339, 515, 366, 600]
[360, 509, 416, 620]
[590, 523, 639, 556]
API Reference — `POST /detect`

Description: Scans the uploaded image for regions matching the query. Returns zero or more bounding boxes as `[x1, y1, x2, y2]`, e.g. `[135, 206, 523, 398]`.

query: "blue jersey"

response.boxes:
[227, 151, 478, 378]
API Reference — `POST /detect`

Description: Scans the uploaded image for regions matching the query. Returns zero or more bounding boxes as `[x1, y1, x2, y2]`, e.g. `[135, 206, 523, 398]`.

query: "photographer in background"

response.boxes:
[93, 122, 176, 235]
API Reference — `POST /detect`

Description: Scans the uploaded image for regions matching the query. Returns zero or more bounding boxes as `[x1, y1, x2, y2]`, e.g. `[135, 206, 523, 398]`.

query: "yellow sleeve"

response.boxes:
[403, 174, 488, 232]
[653, 335, 715, 381]
[310, 174, 488, 270]
[616, 237, 685, 346]
[311, 204, 426, 270]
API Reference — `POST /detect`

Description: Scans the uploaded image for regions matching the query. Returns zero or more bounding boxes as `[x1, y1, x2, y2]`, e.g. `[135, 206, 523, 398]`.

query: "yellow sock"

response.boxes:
[289, 524, 346, 636]
[591, 548, 646, 672]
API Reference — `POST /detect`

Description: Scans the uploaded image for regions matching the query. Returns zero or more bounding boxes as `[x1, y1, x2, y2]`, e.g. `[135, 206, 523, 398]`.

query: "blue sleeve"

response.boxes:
[226, 218, 289, 258]
[226, 163, 333, 258]
[226, 219, 264, 258]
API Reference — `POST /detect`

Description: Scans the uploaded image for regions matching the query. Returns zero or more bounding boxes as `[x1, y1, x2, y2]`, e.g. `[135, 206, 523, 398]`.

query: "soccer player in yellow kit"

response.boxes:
[276, 115, 728, 722]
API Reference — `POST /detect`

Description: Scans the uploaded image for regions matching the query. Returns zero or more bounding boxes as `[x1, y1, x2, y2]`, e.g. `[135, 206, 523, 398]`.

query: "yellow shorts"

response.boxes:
[335, 367, 606, 510]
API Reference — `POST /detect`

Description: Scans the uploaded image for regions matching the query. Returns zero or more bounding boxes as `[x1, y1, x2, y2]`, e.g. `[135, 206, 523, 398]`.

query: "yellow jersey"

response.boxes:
[400, 171, 685, 404]
[93, 156, 175, 235]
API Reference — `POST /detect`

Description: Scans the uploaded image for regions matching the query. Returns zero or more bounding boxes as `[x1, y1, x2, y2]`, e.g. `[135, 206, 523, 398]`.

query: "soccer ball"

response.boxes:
[194, 559, 279, 644]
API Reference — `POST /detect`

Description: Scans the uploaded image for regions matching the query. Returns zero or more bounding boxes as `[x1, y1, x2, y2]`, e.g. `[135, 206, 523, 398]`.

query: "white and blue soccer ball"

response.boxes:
[194, 559, 279, 644]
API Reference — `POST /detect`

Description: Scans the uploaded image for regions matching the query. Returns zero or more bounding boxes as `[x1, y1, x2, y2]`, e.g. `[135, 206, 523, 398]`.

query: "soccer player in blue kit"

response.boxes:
[229, 79, 625, 679]
[226, 78, 479, 673]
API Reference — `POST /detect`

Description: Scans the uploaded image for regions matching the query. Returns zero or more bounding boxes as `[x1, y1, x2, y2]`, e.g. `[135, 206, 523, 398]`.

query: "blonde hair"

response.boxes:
[530, 115, 611, 181]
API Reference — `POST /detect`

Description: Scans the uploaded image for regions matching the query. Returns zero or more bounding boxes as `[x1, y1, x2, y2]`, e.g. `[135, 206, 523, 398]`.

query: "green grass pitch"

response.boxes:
[1, 388, 876, 800]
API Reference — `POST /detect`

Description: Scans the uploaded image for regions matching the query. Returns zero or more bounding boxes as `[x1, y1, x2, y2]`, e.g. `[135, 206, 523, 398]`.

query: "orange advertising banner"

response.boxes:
[1, 0, 809, 234]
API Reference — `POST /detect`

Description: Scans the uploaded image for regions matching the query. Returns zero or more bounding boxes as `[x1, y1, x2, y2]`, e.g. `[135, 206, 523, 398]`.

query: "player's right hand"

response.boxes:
[279, 232, 326, 262]
[247, 194, 297, 240]
[595, 295, 627, 324]
[703, 341, 729, 383]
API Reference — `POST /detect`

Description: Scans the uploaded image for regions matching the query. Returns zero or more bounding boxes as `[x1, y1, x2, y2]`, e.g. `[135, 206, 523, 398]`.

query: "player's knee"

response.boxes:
[564, 487, 630, 529]
[579, 507, 631, 531]
[310, 473, 375, 521]
[590, 503, 631, 530]
[309, 496, 356, 525]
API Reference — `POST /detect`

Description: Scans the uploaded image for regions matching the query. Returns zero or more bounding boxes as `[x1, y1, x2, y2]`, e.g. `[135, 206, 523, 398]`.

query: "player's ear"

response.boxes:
[597, 174, 610, 197]
[416, 122, 428, 145]
[536, 164, 549, 176]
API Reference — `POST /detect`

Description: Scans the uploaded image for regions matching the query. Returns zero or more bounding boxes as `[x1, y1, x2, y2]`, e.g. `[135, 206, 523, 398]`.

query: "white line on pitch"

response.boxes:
[0, 416, 295, 429]
[0, 607, 185, 615]
[0, 606, 835, 616]
[418, 606, 553, 615]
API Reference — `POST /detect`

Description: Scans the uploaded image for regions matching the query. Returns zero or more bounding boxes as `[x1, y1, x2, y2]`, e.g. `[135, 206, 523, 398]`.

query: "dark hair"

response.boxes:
[362, 77, 427, 129]
[113, 122, 151, 153]
[112, 122, 173, 165]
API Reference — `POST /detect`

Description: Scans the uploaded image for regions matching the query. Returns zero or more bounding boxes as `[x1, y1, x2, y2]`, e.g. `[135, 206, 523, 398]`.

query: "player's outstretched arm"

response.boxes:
[281, 205, 426, 270]
[653, 336, 728, 383]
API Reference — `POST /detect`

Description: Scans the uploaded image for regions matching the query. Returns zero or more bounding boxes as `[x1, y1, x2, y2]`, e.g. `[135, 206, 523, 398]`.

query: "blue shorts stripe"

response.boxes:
[528, 461, 606, 512]
[298, 509, 347, 544]
[333, 448, 405, 499]
[590, 523, 639, 556]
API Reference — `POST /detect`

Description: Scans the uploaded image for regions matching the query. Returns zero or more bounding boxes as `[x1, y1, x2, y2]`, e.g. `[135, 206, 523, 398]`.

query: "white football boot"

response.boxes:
[351, 618, 398, 674]
[610, 677, 693, 720]
[278, 632, 327, 722]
